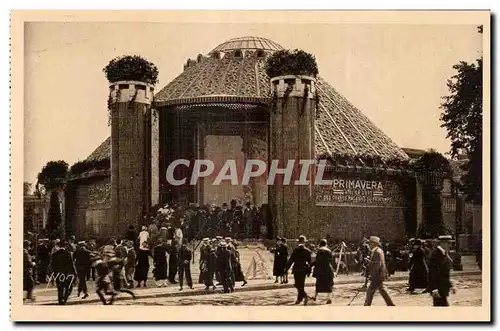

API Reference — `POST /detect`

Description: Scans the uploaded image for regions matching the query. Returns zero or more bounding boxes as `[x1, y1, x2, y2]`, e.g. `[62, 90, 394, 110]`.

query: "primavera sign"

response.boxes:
[315, 178, 404, 207]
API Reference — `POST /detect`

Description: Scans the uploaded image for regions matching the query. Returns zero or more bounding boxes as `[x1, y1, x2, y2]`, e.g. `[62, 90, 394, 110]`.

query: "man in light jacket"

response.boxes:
[364, 236, 395, 306]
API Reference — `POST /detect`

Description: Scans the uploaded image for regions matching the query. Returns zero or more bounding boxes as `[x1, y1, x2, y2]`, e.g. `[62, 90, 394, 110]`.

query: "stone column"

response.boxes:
[269, 75, 316, 239]
[109, 81, 154, 236]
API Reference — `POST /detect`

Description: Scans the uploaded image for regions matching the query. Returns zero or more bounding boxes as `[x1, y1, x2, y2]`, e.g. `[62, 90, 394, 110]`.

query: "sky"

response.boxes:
[23, 22, 482, 184]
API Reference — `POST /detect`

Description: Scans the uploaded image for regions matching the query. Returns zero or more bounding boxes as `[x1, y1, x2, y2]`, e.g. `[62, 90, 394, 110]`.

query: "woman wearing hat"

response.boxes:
[311, 239, 334, 304]
[272, 237, 288, 284]
[427, 235, 456, 306]
[407, 239, 428, 294]
[134, 241, 151, 288]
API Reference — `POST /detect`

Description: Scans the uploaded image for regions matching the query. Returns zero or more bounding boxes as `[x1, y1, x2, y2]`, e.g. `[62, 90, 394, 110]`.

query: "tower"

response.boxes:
[269, 75, 316, 239]
[109, 81, 155, 235]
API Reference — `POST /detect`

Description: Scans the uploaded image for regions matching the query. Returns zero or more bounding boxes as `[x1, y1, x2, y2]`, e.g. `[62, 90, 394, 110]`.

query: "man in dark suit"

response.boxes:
[364, 236, 395, 306]
[178, 239, 193, 291]
[73, 241, 91, 299]
[427, 235, 456, 306]
[285, 235, 312, 305]
[50, 240, 77, 305]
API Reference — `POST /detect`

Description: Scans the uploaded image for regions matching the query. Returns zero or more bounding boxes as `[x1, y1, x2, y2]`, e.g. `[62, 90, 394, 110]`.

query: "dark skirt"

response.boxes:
[409, 262, 429, 289]
[134, 250, 150, 282]
[273, 258, 287, 277]
[153, 261, 168, 280]
[233, 262, 245, 282]
[315, 276, 333, 293]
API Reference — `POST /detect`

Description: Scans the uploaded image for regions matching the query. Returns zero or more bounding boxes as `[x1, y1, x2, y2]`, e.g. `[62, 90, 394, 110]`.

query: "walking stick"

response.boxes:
[347, 286, 363, 306]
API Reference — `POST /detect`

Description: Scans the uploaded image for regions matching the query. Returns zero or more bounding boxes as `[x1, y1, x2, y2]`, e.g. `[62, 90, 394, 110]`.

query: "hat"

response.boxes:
[77, 241, 85, 245]
[219, 241, 227, 247]
[368, 236, 380, 244]
[215, 236, 223, 240]
[298, 235, 306, 243]
[225, 237, 232, 241]
[409, 238, 415, 242]
[202, 237, 210, 241]
[438, 235, 453, 241]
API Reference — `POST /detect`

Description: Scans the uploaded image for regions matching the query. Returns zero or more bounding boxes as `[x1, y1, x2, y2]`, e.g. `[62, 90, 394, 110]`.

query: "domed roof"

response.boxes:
[153, 36, 408, 161]
[209, 36, 284, 54]
[84, 36, 408, 169]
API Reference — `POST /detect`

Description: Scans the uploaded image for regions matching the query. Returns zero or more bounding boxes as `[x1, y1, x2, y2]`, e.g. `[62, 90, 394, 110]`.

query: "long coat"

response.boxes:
[153, 245, 168, 281]
[272, 244, 288, 276]
[312, 247, 335, 293]
[427, 247, 453, 297]
[286, 245, 312, 276]
[134, 249, 150, 282]
[409, 247, 429, 289]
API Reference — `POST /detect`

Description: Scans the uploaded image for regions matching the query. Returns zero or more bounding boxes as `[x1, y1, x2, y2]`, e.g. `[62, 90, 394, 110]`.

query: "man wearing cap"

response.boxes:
[215, 241, 234, 293]
[364, 236, 395, 306]
[178, 239, 193, 291]
[199, 238, 210, 284]
[285, 235, 313, 305]
[36, 238, 50, 283]
[73, 241, 91, 299]
[427, 235, 456, 306]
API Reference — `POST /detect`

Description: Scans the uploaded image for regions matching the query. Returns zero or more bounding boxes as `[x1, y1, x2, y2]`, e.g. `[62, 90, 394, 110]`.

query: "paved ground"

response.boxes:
[109, 274, 482, 307]
[27, 244, 481, 305]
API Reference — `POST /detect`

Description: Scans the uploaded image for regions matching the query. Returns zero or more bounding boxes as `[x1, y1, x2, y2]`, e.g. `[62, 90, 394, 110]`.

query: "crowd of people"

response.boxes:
[23, 213, 463, 307]
[22, 217, 251, 305]
[271, 234, 459, 306]
[147, 200, 272, 241]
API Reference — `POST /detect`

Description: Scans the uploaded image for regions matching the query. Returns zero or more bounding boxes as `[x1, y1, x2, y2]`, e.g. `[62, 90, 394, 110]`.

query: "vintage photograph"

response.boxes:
[11, 11, 490, 321]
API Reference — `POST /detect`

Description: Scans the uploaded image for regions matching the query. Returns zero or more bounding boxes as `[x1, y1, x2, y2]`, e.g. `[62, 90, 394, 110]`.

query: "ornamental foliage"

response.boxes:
[36, 160, 68, 192]
[69, 158, 111, 176]
[439, 53, 482, 205]
[103, 55, 159, 85]
[413, 151, 451, 238]
[265, 49, 319, 78]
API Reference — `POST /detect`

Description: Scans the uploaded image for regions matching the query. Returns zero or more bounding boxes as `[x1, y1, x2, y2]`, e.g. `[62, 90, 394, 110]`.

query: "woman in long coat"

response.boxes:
[272, 238, 288, 284]
[311, 239, 334, 304]
[153, 239, 168, 287]
[407, 239, 429, 293]
[134, 242, 151, 288]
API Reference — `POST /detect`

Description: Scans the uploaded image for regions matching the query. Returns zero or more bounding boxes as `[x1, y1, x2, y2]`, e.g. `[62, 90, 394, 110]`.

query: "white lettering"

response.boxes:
[268, 160, 295, 185]
[213, 160, 238, 185]
[241, 159, 267, 185]
[295, 160, 316, 185]
[166, 159, 190, 186]
[190, 160, 215, 185]
[314, 160, 332, 185]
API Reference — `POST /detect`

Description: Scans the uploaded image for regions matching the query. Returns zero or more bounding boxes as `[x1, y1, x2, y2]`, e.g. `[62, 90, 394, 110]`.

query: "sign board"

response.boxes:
[315, 178, 405, 207]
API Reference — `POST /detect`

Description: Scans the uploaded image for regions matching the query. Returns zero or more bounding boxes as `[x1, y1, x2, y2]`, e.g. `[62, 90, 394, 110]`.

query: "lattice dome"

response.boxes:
[85, 36, 409, 166]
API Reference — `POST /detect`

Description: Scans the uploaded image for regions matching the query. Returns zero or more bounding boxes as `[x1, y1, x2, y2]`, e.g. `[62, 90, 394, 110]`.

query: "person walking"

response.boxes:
[178, 239, 193, 291]
[23, 242, 35, 301]
[427, 235, 457, 306]
[285, 235, 313, 305]
[407, 239, 429, 293]
[272, 237, 288, 284]
[134, 242, 151, 288]
[364, 236, 395, 306]
[73, 241, 91, 299]
[50, 240, 77, 305]
[311, 239, 334, 304]
[124, 240, 136, 288]
[153, 239, 169, 287]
